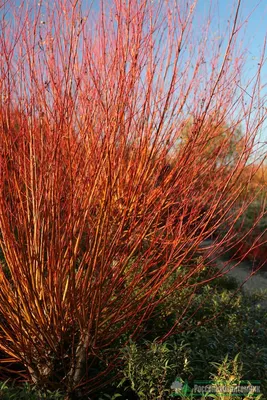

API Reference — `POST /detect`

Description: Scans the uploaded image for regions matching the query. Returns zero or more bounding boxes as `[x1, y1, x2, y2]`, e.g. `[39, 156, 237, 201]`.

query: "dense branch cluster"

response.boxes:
[0, 0, 266, 396]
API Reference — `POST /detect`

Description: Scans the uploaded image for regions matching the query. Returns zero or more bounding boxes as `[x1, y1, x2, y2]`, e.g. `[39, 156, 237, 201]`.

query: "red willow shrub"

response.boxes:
[0, 0, 266, 396]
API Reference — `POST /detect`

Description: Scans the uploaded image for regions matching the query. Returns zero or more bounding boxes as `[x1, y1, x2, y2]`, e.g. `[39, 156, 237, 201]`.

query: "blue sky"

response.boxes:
[7, 0, 267, 80]
[4, 0, 267, 143]
[196, 0, 267, 69]
[195, 0, 267, 144]
[8, 0, 267, 64]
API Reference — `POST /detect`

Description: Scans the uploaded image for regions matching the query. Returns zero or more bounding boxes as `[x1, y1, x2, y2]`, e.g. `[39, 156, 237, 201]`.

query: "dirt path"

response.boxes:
[201, 240, 267, 298]
[218, 256, 267, 293]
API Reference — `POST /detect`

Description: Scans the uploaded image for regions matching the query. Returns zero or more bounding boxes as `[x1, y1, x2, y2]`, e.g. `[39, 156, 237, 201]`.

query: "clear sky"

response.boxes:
[196, 0, 267, 71]
[7, 0, 267, 63]
[195, 0, 267, 145]
[6, 0, 267, 80]
[4, 0, 267, 144]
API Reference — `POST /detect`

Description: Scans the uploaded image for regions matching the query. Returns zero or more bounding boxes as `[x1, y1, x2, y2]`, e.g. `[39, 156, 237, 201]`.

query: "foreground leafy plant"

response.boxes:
[0, 380, 64, 400]
[117, 339, 189, 400]
[106, 274, 267, 399]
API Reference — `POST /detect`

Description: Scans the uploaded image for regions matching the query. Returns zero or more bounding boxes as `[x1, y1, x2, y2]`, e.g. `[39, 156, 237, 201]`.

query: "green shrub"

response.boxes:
[116, 339, 189, 400]
[102, 272, 267, 399]
[0, 380, 64, 400]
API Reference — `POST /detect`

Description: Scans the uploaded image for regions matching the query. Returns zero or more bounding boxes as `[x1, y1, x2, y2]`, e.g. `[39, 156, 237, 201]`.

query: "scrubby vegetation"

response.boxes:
[2, 270, 267, 399]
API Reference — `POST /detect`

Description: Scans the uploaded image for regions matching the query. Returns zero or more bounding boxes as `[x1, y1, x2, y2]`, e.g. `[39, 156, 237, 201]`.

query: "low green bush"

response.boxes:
[2, 264, 267, 400]
[98, 271, 267, 399]
[0, 380, 64, 400]
[116, 339, 189, 400]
